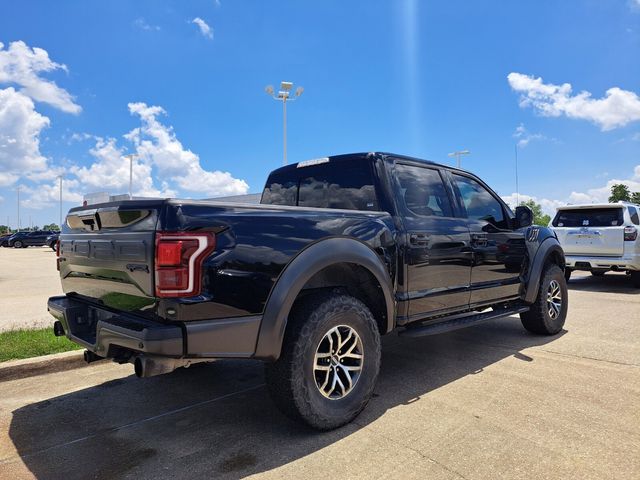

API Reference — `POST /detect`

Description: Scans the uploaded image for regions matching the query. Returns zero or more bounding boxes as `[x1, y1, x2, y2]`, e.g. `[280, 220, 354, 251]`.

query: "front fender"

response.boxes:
[524, 234, 565, 304]
[253, 237, 395, 361]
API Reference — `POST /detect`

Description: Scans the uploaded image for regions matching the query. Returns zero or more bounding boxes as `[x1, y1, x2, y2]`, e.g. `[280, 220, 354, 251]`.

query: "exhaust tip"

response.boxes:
[83, 350, 104, 364]
[134, 356, 144, 378]
[53, 321, 65, 337]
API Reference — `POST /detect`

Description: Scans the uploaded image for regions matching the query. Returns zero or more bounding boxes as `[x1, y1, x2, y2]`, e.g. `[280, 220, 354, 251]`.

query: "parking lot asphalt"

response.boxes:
[0, 266, 638, 479]
[0, 247, 61, 332]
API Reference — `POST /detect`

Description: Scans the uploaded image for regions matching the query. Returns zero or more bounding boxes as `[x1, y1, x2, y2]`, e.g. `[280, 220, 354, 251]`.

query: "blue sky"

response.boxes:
[1, 0, 639, 227]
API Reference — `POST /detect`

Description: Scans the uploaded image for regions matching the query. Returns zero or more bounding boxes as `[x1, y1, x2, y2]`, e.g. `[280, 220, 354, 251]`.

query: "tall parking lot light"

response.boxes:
[123, 154, 139, 198]
[448, 149, 471, 168]
[58, 175, 63, 229]
[265, 81, 304, 165]
[16, 186, 20, 231]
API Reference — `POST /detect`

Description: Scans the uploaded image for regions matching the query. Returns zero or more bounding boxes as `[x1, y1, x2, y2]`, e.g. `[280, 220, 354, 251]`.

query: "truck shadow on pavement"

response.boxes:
[7, 319, 565, 480]
[567, 272, 639, 294]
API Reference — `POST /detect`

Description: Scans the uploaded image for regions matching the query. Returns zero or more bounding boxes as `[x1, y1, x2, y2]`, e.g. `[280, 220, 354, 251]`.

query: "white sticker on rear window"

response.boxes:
[583, 220, 589, 226]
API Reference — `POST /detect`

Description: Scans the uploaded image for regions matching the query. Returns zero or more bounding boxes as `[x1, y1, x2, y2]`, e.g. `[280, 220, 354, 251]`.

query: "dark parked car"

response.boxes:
[0, 234, 13, 247]
[8, 230, 55, 248]
[46, 233, 60, 250]
[49, 152, 568, 429]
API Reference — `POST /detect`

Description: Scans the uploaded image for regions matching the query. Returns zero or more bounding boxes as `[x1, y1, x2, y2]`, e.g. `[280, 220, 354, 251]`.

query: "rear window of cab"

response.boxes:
[261, 158, 380, 211]
[552, 208, 624, 227]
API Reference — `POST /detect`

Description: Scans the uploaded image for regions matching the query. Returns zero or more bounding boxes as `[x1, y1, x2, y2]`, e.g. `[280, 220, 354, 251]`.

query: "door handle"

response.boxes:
[470, 233, 488, 247]
[409, 233, 430, 246]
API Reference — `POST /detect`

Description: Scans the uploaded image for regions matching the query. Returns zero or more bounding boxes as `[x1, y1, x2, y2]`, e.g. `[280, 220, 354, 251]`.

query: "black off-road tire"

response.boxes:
[631, 271, 640, 288]
[564, 268, 572, 282]
[265, 292, 381, 430]
[521, 264, 568, 335]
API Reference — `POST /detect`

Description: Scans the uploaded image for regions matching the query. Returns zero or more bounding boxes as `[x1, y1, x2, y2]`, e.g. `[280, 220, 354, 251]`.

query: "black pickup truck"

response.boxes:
[48, 152, 567, 429]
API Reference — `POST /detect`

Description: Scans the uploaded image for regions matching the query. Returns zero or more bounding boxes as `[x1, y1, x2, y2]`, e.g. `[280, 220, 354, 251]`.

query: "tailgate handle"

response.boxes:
[75, 214, 101, 232]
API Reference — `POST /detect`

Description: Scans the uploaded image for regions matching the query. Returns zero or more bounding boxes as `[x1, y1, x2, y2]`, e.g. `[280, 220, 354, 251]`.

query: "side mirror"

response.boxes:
[515, 205, 533, 228]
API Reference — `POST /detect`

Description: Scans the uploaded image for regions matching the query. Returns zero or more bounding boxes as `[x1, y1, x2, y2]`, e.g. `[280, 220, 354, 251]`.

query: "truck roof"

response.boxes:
[268, 152, 457, 176]
[556, 202, 639, 211]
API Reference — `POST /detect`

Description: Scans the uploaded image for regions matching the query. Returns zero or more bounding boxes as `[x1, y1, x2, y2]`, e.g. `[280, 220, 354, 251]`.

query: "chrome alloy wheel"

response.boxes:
[546, 279, 562, 320]
[313, 325, 364, 400]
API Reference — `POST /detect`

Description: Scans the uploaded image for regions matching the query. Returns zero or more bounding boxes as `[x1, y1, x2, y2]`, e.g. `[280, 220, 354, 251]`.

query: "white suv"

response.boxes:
[551, 202, 640, 287]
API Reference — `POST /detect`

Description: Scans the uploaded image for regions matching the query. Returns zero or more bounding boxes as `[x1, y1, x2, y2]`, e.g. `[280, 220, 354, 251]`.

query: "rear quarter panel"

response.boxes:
[158, 201, 397, 321]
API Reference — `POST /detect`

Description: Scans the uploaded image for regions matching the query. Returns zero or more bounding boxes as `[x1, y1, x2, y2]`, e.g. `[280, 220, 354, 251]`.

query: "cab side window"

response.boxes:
[396, 164, 453, 217]
[452, 174, 509, 229]
[629, 206, 640, 225]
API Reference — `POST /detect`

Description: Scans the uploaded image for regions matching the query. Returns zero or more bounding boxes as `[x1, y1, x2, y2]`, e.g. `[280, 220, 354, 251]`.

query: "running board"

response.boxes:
[399, 305, 530, 338]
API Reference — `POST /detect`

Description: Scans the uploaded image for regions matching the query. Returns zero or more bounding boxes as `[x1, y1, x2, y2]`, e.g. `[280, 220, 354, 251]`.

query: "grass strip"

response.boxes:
[0, 328, 82, 363]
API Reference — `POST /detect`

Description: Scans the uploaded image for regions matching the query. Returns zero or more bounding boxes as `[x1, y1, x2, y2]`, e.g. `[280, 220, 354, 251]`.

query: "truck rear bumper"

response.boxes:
[47, 295, 262, 360]
[48, 295, 184, 358]
[565, 254, 640, 271]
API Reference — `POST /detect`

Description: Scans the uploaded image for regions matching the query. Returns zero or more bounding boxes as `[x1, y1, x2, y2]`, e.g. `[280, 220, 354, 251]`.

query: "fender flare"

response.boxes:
[253, 237, 395, 361]
[524, 237, 565, 304]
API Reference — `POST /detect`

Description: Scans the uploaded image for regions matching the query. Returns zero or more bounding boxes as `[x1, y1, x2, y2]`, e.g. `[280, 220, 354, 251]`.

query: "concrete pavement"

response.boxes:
[0, 246, 61, 332]
[0, 271, 638, 479]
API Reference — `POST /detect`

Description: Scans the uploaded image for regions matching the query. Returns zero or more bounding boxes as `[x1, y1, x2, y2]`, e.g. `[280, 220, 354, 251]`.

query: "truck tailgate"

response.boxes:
[555, 227, 624, 256]
[59, 203, 161, 318]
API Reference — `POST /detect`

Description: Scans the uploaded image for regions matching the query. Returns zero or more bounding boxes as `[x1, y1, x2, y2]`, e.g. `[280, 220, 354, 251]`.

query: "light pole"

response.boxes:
[123, 154, 138, 198]
[58, 175, 63, 228]
[448, 150, 471, 169]
[15, 186, 20, 232]
[265, 81, 304, 165]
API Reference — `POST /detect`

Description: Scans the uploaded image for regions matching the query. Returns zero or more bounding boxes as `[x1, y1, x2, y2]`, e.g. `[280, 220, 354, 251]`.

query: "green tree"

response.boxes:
[43, 223, 60, 231]
[608, 184, 631, 203]
[632, 192, 640, 205]
[0, 225, 11, 235]
[519, 199, 551, 226]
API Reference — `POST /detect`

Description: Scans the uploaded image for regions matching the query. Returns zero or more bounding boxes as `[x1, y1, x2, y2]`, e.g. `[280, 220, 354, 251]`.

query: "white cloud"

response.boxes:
[501, 192, 565, 217]
[566, 165, 640, 204]
[507, 72, 640, 131]
[0, 87, 50, 184]
[0, 172, 19, 187]
[134, 18, 160, 31]
[0, 41, 81, 114]
[513, 123, 545, 148]
[126, 102, 248, 196]
[64, 103, 248, 202]
[192, 17, 214, 39]
[69, 136, 175, 199]
[501, 164, 640, 216]
[20, 178, 83, 210]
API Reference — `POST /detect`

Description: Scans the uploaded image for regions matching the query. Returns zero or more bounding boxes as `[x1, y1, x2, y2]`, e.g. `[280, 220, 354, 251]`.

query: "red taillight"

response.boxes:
[157, 241, 183, 266]
[154, 232, 215, 298]
[624, 226, 638, 241]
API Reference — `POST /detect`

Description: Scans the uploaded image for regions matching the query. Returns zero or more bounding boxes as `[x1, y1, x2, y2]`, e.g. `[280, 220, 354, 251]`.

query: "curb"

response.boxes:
[0, 350, 87, 382]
